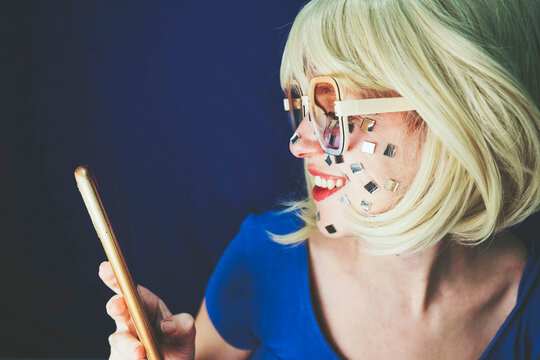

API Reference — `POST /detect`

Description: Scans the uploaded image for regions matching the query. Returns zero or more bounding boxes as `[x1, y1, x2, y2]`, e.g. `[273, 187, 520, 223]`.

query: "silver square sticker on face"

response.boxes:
[325, 155, 333, 165]
[316, 211, 320, 222]
[383, 144, 397, 157]
[360, 200, 371, 211]
[364, 180, 379, 194]
[339, 195, 351, 207]
[328, 133, 337, 147]
[290, 132, 300, 144]
[385, 179, 400, 192]
[350, 163, 364, 174]
[361, 141, 376, 154]
[360, 118, 375, 132]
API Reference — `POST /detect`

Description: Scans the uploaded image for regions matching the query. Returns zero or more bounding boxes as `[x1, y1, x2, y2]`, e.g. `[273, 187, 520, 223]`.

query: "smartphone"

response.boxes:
[75, 165, 162, 360]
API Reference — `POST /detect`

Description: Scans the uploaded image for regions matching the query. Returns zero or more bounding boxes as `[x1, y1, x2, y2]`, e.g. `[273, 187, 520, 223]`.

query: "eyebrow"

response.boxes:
[345, 87, 401, 100]
[317, 85, 336, 96]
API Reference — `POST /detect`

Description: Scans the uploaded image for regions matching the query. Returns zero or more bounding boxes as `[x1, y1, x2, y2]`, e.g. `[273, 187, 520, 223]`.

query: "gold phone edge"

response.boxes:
[74, 165, 162, 360]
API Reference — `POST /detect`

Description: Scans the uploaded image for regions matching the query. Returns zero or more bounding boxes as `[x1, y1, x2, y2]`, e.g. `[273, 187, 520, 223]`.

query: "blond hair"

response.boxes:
[276, 0, 540, 254]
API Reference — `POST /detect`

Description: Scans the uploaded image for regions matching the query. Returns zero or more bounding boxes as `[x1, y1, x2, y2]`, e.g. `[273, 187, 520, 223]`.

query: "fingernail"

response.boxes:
[179, 313, 194, 331]
[161, 319, 176, 335]
[112, 299, 124, 314]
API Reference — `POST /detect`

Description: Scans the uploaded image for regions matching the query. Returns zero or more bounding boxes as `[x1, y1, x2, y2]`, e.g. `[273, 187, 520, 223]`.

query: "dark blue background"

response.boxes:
[1, 1, 306, 356]
[2, 1, 538, 357]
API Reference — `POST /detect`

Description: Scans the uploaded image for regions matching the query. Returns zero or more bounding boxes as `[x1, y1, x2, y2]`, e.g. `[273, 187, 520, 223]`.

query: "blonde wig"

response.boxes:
[275, 0, 540, 254]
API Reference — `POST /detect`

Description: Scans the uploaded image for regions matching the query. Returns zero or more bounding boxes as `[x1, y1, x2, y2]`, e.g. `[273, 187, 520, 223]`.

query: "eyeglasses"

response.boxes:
[283, 79, 309, 131]
[284, 76, 415, 155]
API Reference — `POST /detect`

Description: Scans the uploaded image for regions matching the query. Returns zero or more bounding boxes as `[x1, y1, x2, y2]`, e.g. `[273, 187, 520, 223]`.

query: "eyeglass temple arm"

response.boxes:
[283, 96, 309, 111]
[335, 97, 414, 116]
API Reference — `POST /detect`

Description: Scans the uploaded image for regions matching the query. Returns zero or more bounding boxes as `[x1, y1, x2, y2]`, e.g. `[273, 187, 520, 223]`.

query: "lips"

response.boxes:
[312, 185, 342, 201]
[307, 165, 347, 202]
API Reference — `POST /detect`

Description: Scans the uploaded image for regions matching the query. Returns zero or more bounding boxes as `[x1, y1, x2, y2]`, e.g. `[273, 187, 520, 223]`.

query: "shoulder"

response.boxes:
[204, 210, 306, 350]
[241, 209, 303, 236]
[513, 239, 540, 359]
[236, 209, 304, 254]
[211, 209, 304, 275]
[486, 239, 540, 359]
[517, 239, 540, 333]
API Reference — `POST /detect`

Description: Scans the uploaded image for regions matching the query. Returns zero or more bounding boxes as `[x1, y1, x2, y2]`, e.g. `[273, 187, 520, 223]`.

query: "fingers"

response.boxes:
[156, 298, 173, 319]
[108, 331, 146, 360]
[106, 295, 130, 324]
[136, 285, 172, 325]
[99, 261, 121, 294]
[161, 313, 194, 337]
[106, 295, 136, 335]
[160, 313, 196, 356]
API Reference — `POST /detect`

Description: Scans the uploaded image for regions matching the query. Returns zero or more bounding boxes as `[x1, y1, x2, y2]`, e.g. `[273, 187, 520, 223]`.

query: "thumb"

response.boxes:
[160, 313, 196, 355]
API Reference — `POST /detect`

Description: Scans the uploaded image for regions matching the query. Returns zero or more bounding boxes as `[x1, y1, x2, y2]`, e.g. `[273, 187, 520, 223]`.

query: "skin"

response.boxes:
[300, 83, 425, 237]
[100, 81, 528, 359]
[289, 81, 528, 359]
[99, 261, 250, 360]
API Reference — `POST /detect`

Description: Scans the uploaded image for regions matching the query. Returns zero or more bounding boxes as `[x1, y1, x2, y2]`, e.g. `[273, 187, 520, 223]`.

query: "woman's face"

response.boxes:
[290, 84, 425, 237]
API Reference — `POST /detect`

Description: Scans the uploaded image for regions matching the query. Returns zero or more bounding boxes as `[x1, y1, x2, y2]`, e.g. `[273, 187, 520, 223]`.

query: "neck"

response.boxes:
[358, 240, 464, 314]
[313, 233, 480, 316]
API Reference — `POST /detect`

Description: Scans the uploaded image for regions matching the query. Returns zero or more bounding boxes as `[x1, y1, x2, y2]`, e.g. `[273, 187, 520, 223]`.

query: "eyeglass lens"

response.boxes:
[312, 82, 341, 150]
[287, 86, 304, 131]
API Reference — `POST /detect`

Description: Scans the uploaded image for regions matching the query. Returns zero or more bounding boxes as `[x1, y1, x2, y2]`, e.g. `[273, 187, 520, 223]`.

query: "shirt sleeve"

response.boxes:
[204, 214, 258, 350]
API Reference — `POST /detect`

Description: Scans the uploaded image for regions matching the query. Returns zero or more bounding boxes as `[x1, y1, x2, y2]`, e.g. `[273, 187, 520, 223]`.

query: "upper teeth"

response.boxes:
[315, 176, 345, 189]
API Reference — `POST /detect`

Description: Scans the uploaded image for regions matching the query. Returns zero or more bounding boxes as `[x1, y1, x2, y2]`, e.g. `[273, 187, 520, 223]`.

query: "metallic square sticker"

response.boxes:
[360, 118, 375, 132]
[328, 119, 339, 129]
[384, 179, 400, 192]
[316, 211, 320, 222]
[325, 224, 337, 234]
[339, 195, 351, 207]
[350, 163, 364, 174]
[325, 155, 333, 165]
[360, 200, 371, 211]
[361, 141, 376, 154]
[348, 123, 355, 133]
[364, 180, 379, 194]
[328, 133, 336, 147]
[335, 155, 344, 164]
[290, 133, 300, 144]
[383, 144, 397, 157]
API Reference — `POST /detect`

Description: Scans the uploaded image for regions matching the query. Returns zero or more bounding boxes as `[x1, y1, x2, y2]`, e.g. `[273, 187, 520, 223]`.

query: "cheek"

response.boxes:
[310, 114, 424, 236]
[340, 117, 424, 214]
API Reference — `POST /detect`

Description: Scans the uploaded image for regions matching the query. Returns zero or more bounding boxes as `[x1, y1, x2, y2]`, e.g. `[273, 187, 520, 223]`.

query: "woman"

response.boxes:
[100, 0, 540, 358]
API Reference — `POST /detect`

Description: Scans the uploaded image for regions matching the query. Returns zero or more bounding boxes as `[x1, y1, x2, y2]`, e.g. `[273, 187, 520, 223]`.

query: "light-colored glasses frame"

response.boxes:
[284, 76, 415, 155]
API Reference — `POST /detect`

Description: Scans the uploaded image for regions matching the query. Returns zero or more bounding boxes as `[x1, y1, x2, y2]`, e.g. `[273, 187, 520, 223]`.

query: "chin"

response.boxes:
[316, 221, 354, 239]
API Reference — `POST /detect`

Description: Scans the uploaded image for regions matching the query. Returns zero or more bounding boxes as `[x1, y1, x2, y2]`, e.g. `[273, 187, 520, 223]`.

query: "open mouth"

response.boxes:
[308, 167, 347, 202]
[312, 184, 343, 201]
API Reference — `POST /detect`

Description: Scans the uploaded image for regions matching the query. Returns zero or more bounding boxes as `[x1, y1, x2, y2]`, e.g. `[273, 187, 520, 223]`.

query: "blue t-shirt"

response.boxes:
[205, 211, 540, 359]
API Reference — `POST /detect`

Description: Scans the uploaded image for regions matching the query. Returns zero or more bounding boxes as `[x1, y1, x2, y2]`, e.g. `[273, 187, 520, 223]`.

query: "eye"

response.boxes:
[347, 116, 363, 133]
[325, 111, 338, 120]
[347, 115, 363, 124]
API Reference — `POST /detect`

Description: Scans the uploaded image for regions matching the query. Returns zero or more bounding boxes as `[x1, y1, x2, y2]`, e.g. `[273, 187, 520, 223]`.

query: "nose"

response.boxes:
[289, 115, 325, 158]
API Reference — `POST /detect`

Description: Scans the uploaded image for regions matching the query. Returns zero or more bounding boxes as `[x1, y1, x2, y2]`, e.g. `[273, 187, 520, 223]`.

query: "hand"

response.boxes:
[99, 261, 196, 360]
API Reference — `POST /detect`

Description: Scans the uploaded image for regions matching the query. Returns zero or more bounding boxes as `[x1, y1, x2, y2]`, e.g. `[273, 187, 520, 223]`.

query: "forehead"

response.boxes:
[305, 74, 399, 100]
[343, 86, 398, 100]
